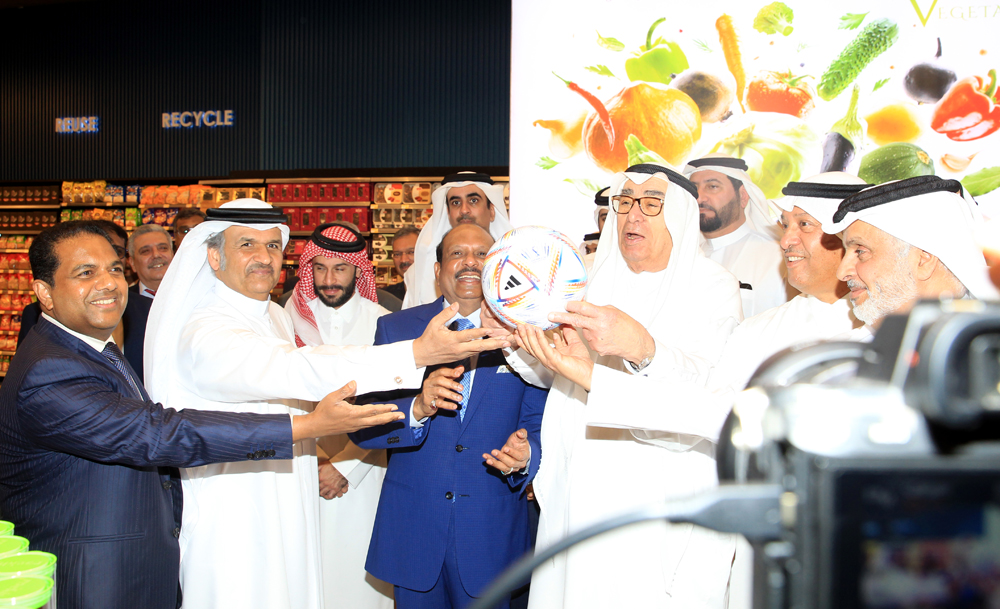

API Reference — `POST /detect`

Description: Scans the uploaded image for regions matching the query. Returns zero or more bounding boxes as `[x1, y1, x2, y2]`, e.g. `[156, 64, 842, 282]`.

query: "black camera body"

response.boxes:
[722, 300, 1000, 609]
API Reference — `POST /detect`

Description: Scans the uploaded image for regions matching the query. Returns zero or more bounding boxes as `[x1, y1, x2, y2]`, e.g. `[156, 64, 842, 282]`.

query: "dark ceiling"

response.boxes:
[0, 0, 93, 9]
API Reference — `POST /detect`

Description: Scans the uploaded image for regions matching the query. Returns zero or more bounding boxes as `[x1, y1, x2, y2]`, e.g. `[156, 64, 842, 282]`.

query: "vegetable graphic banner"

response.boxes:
[509, 0, 1000, 243]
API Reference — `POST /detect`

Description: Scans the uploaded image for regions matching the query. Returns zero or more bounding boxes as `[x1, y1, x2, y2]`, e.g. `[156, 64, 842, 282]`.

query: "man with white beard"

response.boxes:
[822, 175, 1000, 336]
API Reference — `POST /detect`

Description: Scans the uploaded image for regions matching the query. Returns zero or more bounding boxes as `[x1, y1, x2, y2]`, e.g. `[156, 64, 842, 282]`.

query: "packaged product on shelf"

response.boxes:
[375, 266, 390, 287]
[153, 209, 167, 225]
[404, 183, 431, 204]
[0, 237, 7, 250]
[164, 186, 179, 206]
[81, 209, 93, 221]
[70, 209, 83, 221]
[17, 274, 29, 291]
[399, 209, 414, 226]
[141, 209, 154, 225]
[19, 294, 32, 310]
[416, 208, 433, 229]
[165, 208, 178, 226]
[216, 188, 233, 204]
[0, 294, 11, 311]
[0, 275, 8, 291]
[1, 356, 8, 372]
[1, 315, 9, 331]
[23, 237, 32, 249]
[6, 337, 16, 350]
[267, 184, 279, 202]
[11, 314, 20, 332]
[105, 185, 124, 204]
[126, 185, 141, 204]
[113, 209, 125, 227]
[125, 208, 140, 230]
[249, 187, 265, 201]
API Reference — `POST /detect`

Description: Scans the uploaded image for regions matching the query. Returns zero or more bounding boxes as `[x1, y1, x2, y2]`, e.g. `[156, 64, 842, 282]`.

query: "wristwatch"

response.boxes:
[627, 354, 654, 374]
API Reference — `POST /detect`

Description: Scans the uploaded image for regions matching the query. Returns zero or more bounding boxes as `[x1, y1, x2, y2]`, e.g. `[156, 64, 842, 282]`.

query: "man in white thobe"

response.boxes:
[143, 200, 514, 609]
[822, 176, 1000, 339]
[709, 172, 870, 392]
[500, 163, 744, 608]
[402, 172, 512, 308]
[285, 222, 394, 609]
[684, 154, 791, 318]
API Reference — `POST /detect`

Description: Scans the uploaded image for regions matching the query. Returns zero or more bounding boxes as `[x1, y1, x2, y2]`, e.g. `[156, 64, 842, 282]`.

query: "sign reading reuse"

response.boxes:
[162, 110, 234, 129]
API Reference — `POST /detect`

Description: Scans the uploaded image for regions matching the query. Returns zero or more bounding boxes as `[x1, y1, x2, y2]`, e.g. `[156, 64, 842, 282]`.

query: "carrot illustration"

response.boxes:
[716, 14, 746, 113]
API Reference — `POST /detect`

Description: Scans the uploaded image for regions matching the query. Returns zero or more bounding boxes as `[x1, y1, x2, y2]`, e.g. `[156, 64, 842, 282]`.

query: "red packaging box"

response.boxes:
[285, 207, 301, 231]
[318, 184, 333, 203]
[357, 183, 371, 202]
[291, 184, 304, 203]
[343, 183, 357, 201]
[331, 183, 345, 203]
[303, 184, 316, 202]
[300, 208, 318, 232]
[267, 184, 279, 202]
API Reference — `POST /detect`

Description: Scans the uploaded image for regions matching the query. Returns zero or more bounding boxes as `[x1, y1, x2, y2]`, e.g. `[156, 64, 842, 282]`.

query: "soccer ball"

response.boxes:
[482, 226, 588, 330]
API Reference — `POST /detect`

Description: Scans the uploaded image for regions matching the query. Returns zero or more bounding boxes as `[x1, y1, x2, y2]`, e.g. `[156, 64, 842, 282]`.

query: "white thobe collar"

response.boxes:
[442, 299, 482, 329]
[311, 289, 361, 325]
[705, 222, 752, 252]
[42, 312, 117, 353]
[214, 279, 271, 319]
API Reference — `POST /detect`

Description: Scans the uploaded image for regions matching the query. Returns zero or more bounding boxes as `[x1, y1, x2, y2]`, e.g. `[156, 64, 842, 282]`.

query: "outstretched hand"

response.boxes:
[292, 381, 404, 442]
[412, 366, 464, 420]
[516, 324, 595, 391]
[412, 303, 513, 367]
[483, 428, 530, 475]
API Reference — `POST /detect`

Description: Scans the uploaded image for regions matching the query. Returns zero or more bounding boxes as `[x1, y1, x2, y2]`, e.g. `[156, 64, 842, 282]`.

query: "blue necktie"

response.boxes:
[452, 318, 475, 422]
[102, 342, 142, 399]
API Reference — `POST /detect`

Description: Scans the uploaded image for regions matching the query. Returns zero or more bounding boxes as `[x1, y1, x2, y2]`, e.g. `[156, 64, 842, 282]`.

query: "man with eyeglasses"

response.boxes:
[401, 172, 513, 309]
[684, 154, 790, 318]
[490, 163, 744, 608]
[384, 226, 419, 301]
[174, 208, 206, 250]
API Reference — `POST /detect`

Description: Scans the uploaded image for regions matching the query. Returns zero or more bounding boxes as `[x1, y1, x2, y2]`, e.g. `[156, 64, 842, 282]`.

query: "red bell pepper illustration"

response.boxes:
[931, 69, 1000, 141]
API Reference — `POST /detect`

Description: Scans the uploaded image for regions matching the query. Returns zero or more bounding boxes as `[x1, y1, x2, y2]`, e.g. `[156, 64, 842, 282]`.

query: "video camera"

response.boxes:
[721, 298, 1000, 609]
[471, 300, 1000, 609]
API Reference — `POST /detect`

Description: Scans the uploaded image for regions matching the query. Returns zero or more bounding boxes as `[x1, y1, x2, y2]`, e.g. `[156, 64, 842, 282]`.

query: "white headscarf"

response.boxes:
[401, 174, 512, 308]
[822, 176, 999, 301]
[773, 172, 870, 226]
[589, 163, 742, 335]
[144, 199, 291, 394]
[683, 153, 781, 240]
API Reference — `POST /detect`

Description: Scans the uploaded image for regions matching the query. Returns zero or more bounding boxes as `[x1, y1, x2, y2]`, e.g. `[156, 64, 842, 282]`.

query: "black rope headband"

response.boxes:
[781, 182, 871, 199]
[310, 222, 366, 253]
[206, 206, 288, 225]
[624, 163, 700, 200]
[832, 176, 966, 224]
[442, 172, 494, 185]
[594, 186, 610, 207]
[686, 157, 750, 172]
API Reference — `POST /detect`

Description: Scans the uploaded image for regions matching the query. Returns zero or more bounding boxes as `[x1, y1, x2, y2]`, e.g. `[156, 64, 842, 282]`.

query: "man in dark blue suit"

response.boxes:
[19, 220, 151, 379]
[0, 221, 405, 609]
[352, 224, 547, 609]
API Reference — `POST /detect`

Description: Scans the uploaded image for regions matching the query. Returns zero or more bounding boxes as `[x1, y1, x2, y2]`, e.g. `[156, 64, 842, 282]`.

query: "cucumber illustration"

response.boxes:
[818, 18, 899, 101]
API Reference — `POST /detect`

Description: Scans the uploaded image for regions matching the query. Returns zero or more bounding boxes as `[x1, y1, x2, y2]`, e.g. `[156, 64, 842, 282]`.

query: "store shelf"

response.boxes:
[0, 331, 19, 336]
[0, 351, 15, 356]
[0, 229, 46, 235]
[0, 290, 33, 294]
[264, 177, 370, 184]
[198, 179, 265, 186]
[271, 201, 370, 208]
[282, 259, 301, 265]
[370, 228, 401, 234]
[0, 250, 28, 254]
[1, 204, 61, 210]
[370, 204, 432, 210]
[374, 261, 396, 267]
[138, 204, 199, 209]
[0, 268, 31, 273]
[61, 202, 135, 208]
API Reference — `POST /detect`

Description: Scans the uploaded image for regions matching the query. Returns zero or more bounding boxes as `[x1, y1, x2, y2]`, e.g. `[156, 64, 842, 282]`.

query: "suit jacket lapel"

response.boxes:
[458, 350, 502, 436]
[36, 318, 150, 402]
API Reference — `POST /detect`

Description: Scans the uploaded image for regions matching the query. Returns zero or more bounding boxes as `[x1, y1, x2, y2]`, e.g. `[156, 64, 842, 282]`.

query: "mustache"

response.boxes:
[846, 279, 867, 292]
[455, 268, 481, 281]
[314, 283, 348, 292]
[782, 248, 806, 256]
[457, 214, 477, 223]
[147, 256, 168, 267]
[246, 263, 275, 275]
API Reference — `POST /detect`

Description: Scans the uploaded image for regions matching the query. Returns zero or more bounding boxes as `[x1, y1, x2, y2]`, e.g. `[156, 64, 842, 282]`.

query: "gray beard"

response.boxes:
[849, 271, 918, 325]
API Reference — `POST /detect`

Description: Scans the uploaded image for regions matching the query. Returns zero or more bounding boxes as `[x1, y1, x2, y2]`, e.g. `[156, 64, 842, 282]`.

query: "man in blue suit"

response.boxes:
[352, 224, 547, 609]
[0, 221, 404, 609]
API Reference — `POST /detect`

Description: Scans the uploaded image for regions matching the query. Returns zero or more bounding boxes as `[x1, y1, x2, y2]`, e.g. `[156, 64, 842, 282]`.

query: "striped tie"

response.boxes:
[102, 342, 142, 399]
[452, 318, 475, 422]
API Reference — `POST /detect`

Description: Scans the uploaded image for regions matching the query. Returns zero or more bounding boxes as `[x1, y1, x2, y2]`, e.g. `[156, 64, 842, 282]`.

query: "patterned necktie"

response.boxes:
[102, 342, 142, 399]
[452, 318, 475, 422]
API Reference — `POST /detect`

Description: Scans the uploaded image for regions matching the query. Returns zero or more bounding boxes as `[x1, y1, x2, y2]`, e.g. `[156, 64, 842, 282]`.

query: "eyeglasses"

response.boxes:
[112, 245, 128, 259]
[611, 195, 664, 217]
[391, 249, 415, 259]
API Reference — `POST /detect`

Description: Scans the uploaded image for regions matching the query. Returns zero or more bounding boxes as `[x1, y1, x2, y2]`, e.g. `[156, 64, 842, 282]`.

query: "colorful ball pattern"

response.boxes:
[481, 226, 588, 330]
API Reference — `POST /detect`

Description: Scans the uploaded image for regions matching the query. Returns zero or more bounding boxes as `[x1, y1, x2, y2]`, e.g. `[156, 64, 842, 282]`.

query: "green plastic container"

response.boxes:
[0, 522, 14, 537]
[0, 537, 28, 560]
[0, 552, 56, 579]
[0, 576, 53, 608]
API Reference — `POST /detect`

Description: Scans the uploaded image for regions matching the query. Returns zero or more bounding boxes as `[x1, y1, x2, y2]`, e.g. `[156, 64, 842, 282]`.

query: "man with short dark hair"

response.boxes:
[384, 226, 419, 301]
[128, 223, 173, 298]
[402, 173, 513, 308]
[684, 154, 789, 318]
[174, 208, 206, 249]
[352, 223, 546, 609]
[0, 220, 375, 609]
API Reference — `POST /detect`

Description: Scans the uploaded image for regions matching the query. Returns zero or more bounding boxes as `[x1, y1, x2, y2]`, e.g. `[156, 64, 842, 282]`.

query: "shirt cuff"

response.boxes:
[409, 399, 428, 428]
